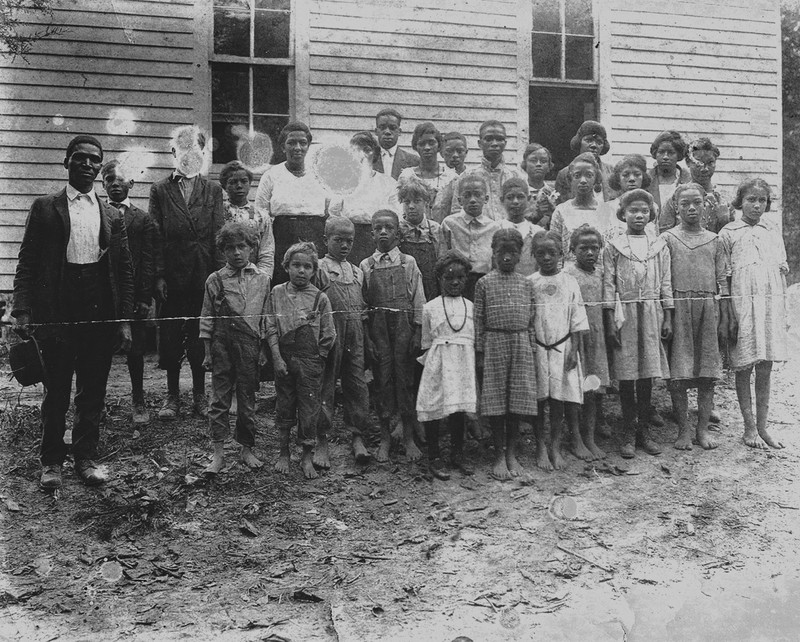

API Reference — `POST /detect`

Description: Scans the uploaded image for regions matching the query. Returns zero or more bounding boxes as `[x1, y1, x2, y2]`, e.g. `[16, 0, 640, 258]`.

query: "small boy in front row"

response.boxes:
[315, 217, 372, 465]
[200, 222, 271, 474]
[360, 209, 426, 463]
[267, 242, 336, 479]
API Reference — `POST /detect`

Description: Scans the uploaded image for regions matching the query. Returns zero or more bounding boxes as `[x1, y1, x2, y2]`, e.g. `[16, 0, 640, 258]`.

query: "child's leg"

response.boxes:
[567, 397, 592, 461]
[696, 378, 718, 450]
[581, 392, 605, 459]
[535, 401, 553, 470]
[490, 415, 511, 480]
[394, 312, 422, 461]
[318, 337, 340, 463]
[670, 381, 692, 450]
[595, 393, 611, 438]
[548, 401, 567, 470]
[127, 351, 144, 402]
[424, 419, 449, 480]
[505, 414, 526, 476]
[449, 413, 473, 475]
[369, 312, 395, 462]
[340, 323, 372, 463]
[296, 355, 324, 478]
[755, 362, 783, 449]
[618, 381, 637, 458]
[735, 365, 758, 448]
[234, 336, 262, 469]
[206, 339, 233, 474]
[273, 357, 296, 474]
[635, 378, 661, 455]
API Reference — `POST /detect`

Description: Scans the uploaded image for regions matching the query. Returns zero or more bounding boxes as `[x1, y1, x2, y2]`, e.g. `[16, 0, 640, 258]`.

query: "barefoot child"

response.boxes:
[200, 222, 271, 473]
[417, 252, 477, 480]
[519, 143, 557, 228]
[360, 209, 426, 462]
[602, 189, 674, 458]
[719, 178, 788, 450]
[529, 232, 590, 470]
[564, 226, 609, 459]
[102, 160, 156, 426]
[266, 243, 336, 478]
[398, 175, 442, 301]
[440, 171, 500, 300]
[314, 217, 372, 465]
[498, 176, 545, 277]
[474, 229, 538, 480]
[663, 184, 728, 451]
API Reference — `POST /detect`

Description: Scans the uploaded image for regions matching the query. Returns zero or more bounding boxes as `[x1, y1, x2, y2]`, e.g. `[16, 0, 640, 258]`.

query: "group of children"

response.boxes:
[106, 118, 790, 482]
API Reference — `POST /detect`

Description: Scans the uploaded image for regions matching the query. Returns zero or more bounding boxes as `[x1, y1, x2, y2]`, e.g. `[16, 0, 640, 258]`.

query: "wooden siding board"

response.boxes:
[310, 102, 517, 121]
[312, 41, 516, 68]
[611, 9, 776, 34]
[309, 27, 514, 55]
[309, 71, 518, 96]
[307, 86, 518, 109]
[609, 23, 774, 48]
[310, 56, 518, 82]
[0, 69, 193, 95]
[314, 1, 518, 25]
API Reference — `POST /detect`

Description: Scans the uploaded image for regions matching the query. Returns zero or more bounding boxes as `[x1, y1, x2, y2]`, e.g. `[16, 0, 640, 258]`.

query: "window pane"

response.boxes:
[565, 0, 593, 35]
[214, 7, 249, 56]
[532, 33, 561, 79]
[212, 63, 249, 115]
[565, 35, 594, 80]
[212, 118, 248, 165]
[532, 0, 560, 33]
[253, 66, 290, 115]
[254, 115, 290, 164]
[256, 0, 290, 9]
[254, 9, 290, 58]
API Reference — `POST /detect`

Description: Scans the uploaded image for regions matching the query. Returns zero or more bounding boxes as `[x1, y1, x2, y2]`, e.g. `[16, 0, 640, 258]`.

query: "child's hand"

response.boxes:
[565, 344, 579, 371]
[602, 309, 621, 349]
[258, 347, 270, 369]
[202, 354, 213, 372]
[134, 301, 151, 318]
[273, 356, 289, 378]
[118, 322, 132, 353]
[661, 313, 673, 342]
[409, 327, 421, 356]
[154, 277, 168, 303]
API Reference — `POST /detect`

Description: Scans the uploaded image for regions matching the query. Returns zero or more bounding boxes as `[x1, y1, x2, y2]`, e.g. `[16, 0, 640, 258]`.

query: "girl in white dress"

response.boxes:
[416, 252, 477, 480]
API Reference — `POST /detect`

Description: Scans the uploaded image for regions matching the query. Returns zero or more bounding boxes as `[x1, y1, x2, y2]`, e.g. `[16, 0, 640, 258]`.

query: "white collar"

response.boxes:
[107, 196, 131, 208]
[381, 144, 398, 157]
[66, 184, 98, 205]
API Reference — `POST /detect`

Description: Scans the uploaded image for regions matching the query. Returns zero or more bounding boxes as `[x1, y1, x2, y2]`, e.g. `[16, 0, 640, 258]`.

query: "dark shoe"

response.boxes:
[158, 395, 179, 420]
[132, 401, 150, 425]
[429, 458, 451, 481]
[40, 464, 62, 489]
[620, 442, 636, 459]
[193, 392, 209, 418]
[709, 409, 721, 424]
[637, 424, 663, 456]
[450, 456, 475, 476]
[75, 459, 107, 486]
[649, 406, 665, 427]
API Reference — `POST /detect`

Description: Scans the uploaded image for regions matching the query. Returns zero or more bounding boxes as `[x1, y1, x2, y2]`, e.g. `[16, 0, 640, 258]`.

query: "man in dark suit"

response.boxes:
[102, 159, 157, 425]
[372, 108, 419, 180]
[149, 125, 224, 420]
[13, 135, 134, 489]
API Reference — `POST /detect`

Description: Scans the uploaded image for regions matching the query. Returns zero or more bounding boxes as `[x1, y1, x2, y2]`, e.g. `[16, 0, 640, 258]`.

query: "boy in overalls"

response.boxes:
[200, 223, 271, 474]
[398, 175, 441, 301]
[315, 217, 372, 466]
[360, 210, 426, 463]
[266, 242, 336, 479]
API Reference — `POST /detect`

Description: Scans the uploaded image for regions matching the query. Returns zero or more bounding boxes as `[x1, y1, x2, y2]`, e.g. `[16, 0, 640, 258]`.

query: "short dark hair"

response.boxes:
[532, 230, 562, 254]
[687, 137, 721, 162]
[650, 130, 687, 161]
[66, 135, 103, 160]
[351, 130, 381, 165]
[569, 224, 603, 252]
[376, 108, 403, 124]
[278, 121, 312, 148]
[608, 154, 651, 192]
[325, 216, 355, 236]
[219, 160, 253, 189]
[397, 174, 433, 203]
[100, 159, 121, 181]
[479, 120, 505, 137]
[411, 121, 442, 151]
[282, 241, 319, 272]
[491, 227, 523, 252]
[371, 208, 400, 227]
[442, 131, 467, 147]
[520, 143, 553, 171]
[616, 188, 655, 222]
[500, 176, 529, 198]
[672, 182, 707, 207]
[732, 177, 772, 212]
[458, 170, 489, 195]
[434, 251, 473, 281]
[216, 221, 258, 252]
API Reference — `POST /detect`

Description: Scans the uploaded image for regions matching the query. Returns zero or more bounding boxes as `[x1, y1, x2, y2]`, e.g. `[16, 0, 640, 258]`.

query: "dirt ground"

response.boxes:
[1, 299, 800, 641]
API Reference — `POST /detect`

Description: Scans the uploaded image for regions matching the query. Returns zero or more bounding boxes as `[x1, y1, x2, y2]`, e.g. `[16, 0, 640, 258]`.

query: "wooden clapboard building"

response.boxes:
[0, 0, 782, 291]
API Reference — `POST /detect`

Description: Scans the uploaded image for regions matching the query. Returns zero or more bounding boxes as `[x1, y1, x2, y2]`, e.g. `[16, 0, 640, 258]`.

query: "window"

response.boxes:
[211, 0, 293, 167]
[529, 0, 597, 177]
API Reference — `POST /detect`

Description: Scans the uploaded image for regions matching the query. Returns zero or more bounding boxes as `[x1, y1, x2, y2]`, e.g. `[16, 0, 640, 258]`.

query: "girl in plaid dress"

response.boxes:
[474, 229, 538, 481]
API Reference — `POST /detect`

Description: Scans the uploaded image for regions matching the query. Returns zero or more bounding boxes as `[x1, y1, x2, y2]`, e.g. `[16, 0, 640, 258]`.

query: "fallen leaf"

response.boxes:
[240, 519, 260, 537]
[4, 498, 20, 512]
[292, 588, 323, 603]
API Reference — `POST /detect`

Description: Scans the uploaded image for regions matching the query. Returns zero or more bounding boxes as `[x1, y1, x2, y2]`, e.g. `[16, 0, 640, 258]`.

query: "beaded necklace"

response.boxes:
[442, 295, 467, 332]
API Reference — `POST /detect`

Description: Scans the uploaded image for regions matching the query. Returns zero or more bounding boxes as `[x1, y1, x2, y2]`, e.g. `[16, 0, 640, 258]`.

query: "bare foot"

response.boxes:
[375, 439, 391, 463]
[204, 451, 225, 475]
[313, 439, 331, 469]
[674, 429, 693, 451]
[743, 427, 769, 450]
[274, 452, 290, 474]
[240, 447, 263, 469]
[569, 437, 594, 461]
[586, 441, 606, 459]
[352, 436, 370, 464]
[390, 418, 403, 442]
[301, 451, 318, 479]
[696, 428, 718, 450]
[506, 451, 525, 477]
[758, 427, 785, 449]
[491, 456, 512, 480]
[536, 448, 554, 472]
[405, 439, 423, 462]
[549, 446, 566, 470]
